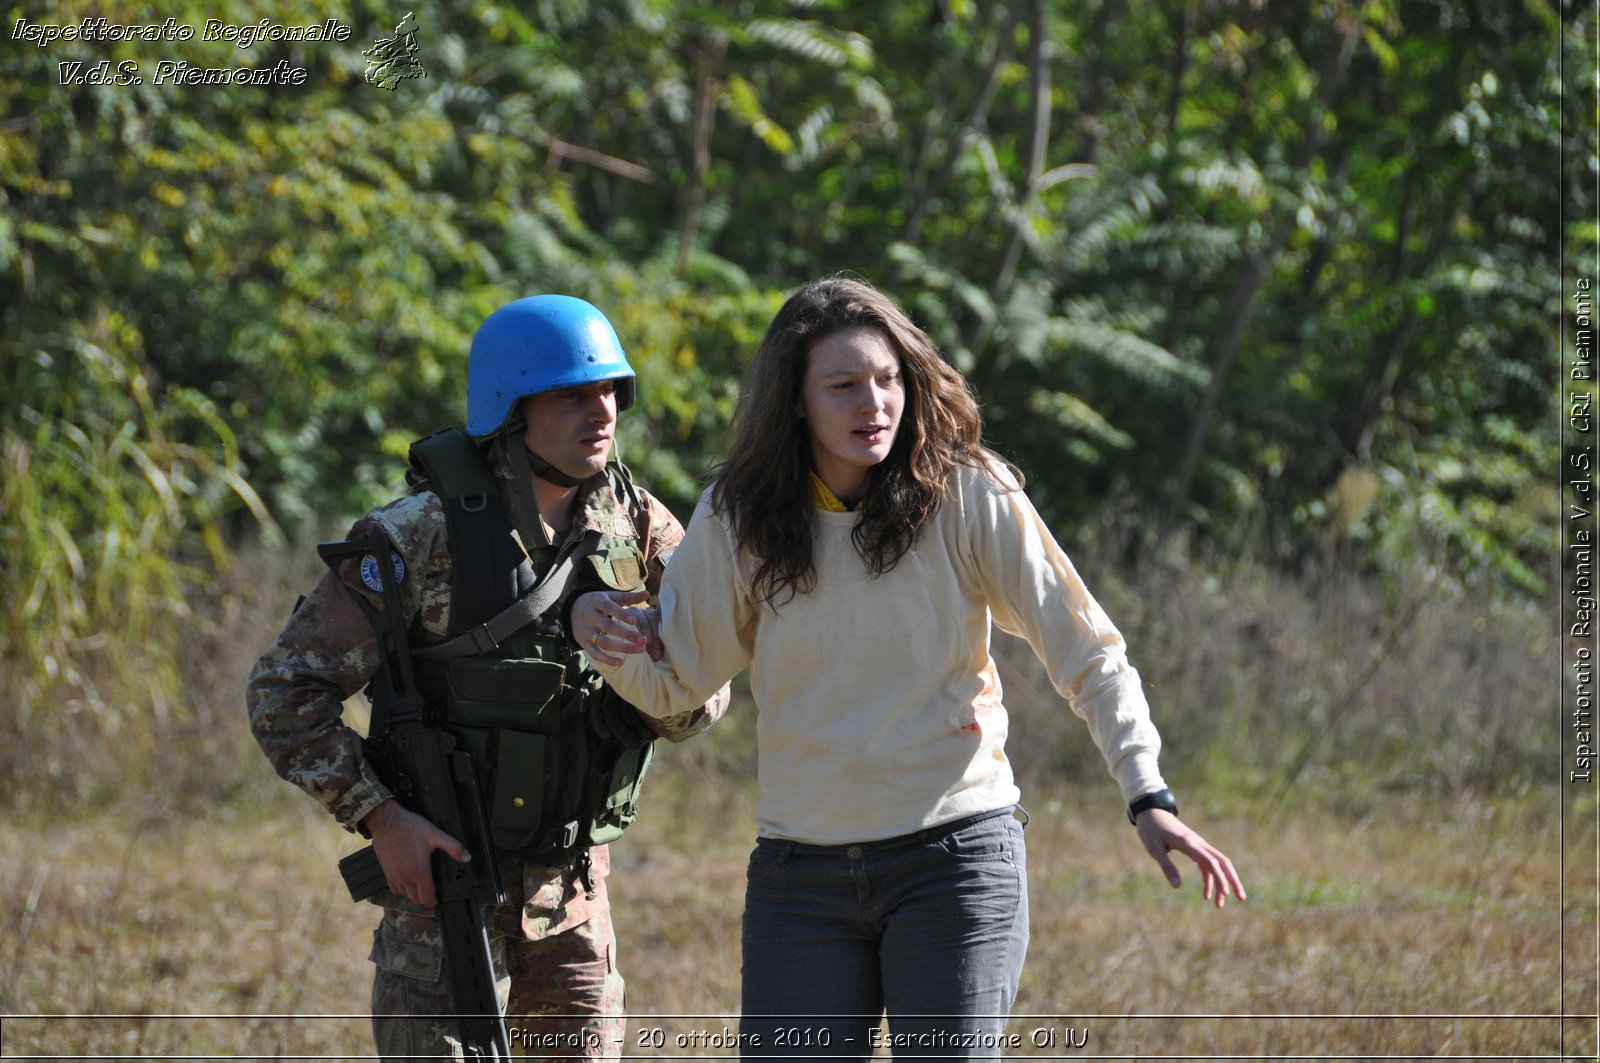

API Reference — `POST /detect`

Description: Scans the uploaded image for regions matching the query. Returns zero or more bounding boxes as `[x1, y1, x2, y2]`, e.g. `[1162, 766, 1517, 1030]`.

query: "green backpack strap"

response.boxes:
[413, 540, 595, 661]
[406, 426, 610, 662]
[407, 426, 496, 506]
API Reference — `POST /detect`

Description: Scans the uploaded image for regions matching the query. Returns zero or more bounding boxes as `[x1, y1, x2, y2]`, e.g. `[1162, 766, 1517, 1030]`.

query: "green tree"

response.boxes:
[1, 0, 1572, 799]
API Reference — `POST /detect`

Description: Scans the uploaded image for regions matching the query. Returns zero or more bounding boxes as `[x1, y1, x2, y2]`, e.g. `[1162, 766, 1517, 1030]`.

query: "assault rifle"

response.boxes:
[317, 536, 511, 1061]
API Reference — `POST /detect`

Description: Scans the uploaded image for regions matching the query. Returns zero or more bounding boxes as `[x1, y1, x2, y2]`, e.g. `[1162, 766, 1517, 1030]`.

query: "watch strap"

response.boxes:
[1127, 788, 1179, 825]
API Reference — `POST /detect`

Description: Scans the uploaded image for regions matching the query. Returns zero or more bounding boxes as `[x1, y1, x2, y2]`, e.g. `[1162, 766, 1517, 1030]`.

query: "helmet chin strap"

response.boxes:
[500, 414, 592, 489]
[522, 446, 586, 488]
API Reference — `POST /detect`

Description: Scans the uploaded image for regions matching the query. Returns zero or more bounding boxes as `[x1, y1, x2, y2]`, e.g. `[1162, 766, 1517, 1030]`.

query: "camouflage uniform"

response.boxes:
[248, 437, 726, 1061]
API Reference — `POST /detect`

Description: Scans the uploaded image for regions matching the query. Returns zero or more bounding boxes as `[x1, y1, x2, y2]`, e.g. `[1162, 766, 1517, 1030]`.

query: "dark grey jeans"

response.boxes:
[739, 807, 1030, 1060]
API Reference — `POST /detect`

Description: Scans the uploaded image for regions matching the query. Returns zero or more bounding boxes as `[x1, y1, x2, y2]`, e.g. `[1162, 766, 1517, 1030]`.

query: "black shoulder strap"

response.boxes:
[408, 426, 497, 506]
[407, 428, 616, 662]
[408, 427, 507, 636]
[412, 535, 596, 661]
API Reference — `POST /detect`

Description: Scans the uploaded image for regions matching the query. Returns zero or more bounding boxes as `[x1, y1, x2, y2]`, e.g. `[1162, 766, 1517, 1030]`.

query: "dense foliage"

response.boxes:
[1, 0, 1585, 781]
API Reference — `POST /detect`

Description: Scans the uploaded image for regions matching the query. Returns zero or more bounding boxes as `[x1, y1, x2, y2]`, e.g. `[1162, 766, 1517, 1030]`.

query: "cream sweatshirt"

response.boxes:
[592, 460, 1166, 844]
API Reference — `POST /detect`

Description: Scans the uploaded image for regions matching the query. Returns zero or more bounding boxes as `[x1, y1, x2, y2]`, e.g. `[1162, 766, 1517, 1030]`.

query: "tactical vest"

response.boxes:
[403, 427, 655, 863]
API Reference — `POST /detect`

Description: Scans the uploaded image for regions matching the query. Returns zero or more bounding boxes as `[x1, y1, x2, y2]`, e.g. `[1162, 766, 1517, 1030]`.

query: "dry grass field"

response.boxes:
[0, 773, 1591, 1061]
[1, 542, 1591, 1060]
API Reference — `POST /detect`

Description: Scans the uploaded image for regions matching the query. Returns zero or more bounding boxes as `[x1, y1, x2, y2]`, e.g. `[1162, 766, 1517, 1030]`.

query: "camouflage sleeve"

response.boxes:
[630, 486, 731, 743]
[245, 492, 450, 831]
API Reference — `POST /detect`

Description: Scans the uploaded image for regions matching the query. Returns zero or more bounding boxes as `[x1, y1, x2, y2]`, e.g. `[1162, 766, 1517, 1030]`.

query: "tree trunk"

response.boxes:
[1074, 0, 1120, 166]
[1161, 4, 1192, 148]
[1341, 181, 1457, 461]
[677, 39, 725, 277]
[967, 0, 1050, 366]
[900, 6, 1018, 247]
[1157, 22, 1359, 544]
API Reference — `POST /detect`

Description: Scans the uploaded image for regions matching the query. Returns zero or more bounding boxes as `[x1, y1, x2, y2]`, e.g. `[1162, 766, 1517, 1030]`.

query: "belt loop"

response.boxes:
[1013, 804, 1030, 828]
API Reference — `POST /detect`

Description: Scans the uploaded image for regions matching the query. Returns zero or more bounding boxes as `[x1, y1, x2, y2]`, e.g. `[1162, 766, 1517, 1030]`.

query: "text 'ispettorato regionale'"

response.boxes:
[12, 17, 352, 87]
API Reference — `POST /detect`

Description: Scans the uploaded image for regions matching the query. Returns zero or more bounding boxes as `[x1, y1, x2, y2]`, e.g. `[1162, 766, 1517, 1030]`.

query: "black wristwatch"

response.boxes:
[1127, 788, 1179, 825]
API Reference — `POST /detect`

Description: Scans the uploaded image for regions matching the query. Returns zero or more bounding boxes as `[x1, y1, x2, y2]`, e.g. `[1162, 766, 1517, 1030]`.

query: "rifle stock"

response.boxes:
[318, 536, 512, 1061]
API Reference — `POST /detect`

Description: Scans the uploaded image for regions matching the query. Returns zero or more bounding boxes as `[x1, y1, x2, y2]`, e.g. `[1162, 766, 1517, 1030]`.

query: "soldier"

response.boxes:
[248, 294, 729, 1061]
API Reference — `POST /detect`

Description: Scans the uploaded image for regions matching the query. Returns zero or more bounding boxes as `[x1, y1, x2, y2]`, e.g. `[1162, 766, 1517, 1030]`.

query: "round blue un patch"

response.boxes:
[359, 550, 407, 593]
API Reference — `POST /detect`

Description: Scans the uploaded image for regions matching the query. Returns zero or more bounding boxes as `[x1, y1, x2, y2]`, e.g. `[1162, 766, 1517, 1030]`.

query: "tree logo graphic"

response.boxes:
[364, 12, 425, 91]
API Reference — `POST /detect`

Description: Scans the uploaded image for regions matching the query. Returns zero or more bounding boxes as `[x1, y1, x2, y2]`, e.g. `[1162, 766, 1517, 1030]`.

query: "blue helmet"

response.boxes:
[465, 295, 637, 437]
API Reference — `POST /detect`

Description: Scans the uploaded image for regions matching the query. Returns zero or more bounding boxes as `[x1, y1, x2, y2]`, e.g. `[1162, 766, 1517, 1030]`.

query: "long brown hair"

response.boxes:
[712, 276, 1006, 606]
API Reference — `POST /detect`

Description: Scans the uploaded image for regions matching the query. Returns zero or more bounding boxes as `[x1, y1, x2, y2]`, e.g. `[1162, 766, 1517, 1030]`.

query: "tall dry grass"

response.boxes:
[0, 334, 277, 807]
[0, 788, 1587, 1058]
[0, 535, 1589, 1060]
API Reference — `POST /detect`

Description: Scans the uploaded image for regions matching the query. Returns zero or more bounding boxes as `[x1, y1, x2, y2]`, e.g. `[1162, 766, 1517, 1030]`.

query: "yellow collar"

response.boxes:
[809, 473, 854, 512]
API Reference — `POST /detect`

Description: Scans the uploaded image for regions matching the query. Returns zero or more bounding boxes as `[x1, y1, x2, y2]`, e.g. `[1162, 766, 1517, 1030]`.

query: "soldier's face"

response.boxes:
[520, 380, 619, 483]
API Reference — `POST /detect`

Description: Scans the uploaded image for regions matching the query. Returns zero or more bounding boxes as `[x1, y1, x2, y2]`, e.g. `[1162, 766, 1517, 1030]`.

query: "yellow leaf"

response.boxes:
[151, 181, 186, 208]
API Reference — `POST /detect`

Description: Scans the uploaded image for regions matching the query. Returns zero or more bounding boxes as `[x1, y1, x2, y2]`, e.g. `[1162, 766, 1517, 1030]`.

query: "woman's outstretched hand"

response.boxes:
[1134, 809, 1247, 909]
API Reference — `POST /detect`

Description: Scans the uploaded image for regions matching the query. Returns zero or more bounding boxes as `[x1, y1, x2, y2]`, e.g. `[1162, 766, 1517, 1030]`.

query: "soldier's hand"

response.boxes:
[363, 798, 471, 908]
[574, 589, 657, 666]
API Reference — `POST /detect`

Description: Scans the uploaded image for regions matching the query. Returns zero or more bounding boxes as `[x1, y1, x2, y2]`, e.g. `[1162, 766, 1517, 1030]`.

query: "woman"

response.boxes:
[574, 276, 1244, 1058]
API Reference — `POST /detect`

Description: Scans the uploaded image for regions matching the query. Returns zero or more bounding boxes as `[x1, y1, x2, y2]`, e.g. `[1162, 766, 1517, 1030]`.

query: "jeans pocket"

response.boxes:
[746, 839, 794, 883]
[932, 813, 1014, 861]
